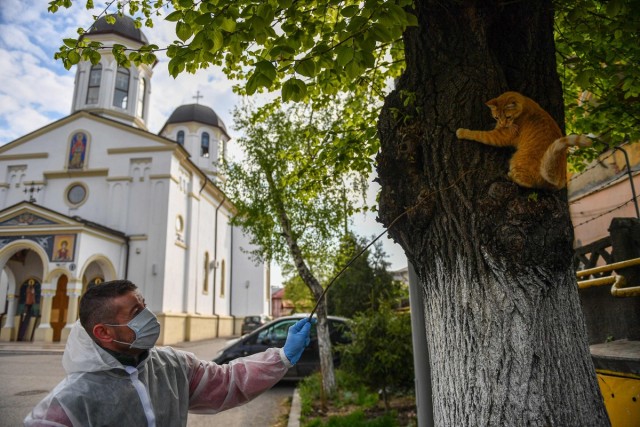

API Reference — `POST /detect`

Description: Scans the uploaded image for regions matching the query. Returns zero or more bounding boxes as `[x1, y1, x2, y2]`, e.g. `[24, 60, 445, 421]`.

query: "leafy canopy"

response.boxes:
[224, 101, 369, 274]
[49, 0, 414, 166]
[555, 0, 640, 166]
[49, 0, 640, 168]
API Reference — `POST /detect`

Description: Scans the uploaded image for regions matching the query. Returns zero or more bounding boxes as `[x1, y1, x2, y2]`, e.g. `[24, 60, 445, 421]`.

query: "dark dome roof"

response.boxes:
[86, 14, 148, 45]
[165, 104, 229, 135]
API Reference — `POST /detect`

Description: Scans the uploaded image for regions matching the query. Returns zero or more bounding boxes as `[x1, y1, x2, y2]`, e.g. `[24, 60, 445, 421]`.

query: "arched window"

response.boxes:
[177, 130, 185, 146]
[136, 77, 146, 118]
[86, 64, 102, 104]
[201, 132, 210, 157]
[113, 67, 130, 109]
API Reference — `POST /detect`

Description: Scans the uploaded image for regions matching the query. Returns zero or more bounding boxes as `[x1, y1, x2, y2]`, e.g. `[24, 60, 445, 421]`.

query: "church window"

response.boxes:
[136, 77, 146, 118]
[201, 133, 210, 157]
[177, 131, 185, 146]
[66, 183, 87, 206]
[113, 67, 130, 109]
[86, 64, 102, 104]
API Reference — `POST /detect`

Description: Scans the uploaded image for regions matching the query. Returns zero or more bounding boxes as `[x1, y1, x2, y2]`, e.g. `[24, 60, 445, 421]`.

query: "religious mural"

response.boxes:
[68, 131, 88, 170]
[0, 234, 76, 262]
[52, 235, 75, 262]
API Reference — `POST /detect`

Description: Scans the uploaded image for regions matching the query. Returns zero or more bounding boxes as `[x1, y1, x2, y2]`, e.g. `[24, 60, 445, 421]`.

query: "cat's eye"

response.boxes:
[505, 115, 512, 119]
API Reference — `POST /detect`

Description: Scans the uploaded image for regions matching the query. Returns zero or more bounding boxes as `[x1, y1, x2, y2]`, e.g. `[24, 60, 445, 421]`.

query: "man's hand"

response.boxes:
[283, 318, 316, 365]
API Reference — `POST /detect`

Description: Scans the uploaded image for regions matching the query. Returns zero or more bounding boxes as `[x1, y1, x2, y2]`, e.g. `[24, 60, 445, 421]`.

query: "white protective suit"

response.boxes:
[25, 321, 292, 426]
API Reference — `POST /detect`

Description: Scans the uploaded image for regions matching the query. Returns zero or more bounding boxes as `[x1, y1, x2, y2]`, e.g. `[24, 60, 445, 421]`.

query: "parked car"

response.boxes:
[240, 314, 272, 335]
[214, 314, 351, 380]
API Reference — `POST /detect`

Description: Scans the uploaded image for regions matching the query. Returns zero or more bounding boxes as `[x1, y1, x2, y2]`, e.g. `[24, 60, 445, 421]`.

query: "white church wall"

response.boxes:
[212, 208, 232, 316]
[160, 159, 192, 313]
[191, 189, 216, 316]
[231, 227, 270, 317]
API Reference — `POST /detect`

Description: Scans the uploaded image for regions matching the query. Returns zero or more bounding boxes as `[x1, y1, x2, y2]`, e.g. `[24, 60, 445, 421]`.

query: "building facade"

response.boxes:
[0, 15, 270, 345]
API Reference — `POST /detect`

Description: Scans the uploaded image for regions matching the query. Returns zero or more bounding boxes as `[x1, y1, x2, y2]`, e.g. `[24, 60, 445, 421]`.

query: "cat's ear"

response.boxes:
[485, 99, 497, 110]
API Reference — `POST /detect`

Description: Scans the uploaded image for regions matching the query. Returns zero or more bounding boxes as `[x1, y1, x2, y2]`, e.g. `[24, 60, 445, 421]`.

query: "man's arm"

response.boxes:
[186, 318, 314, 413]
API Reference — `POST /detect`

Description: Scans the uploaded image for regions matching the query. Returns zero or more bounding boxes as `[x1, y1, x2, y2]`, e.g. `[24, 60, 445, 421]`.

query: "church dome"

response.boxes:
[165, 104, 229, 136]
[86, 14, 149, 45]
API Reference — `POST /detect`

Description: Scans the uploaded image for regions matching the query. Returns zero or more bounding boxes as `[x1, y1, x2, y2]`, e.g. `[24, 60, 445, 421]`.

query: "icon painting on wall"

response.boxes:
[68, 131, 88, 170]
[51, 235, 75, 262]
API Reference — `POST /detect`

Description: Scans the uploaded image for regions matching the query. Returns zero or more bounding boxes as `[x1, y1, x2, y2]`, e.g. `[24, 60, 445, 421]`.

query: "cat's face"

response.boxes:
[486, 93, 524, 129]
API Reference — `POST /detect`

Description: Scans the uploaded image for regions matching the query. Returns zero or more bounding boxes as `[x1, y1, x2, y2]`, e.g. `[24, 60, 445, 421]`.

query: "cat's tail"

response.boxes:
[554, 134, 592, 148]
[540, 135, 592, 189]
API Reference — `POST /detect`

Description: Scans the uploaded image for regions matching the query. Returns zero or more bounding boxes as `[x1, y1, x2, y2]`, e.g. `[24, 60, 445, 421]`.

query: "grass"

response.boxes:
[298, 370, 417, 427]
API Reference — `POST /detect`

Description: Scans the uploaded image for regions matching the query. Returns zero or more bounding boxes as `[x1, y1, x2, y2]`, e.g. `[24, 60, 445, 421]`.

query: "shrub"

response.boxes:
[339, 304, 414, 409]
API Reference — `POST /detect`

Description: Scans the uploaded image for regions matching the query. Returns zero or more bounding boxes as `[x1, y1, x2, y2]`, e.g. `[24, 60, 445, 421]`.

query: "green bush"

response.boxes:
[339, 304, 414, 409]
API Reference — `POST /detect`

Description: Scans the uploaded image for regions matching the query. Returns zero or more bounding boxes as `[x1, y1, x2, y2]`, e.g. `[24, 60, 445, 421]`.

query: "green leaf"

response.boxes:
[282, 78, 307, 102]
[176, 22, 193, 42]
[68, 50, 80, 65]
[295, 59, 316, 78]
[340, 5, 360, 18]
[165, 11, 183, 22]
[335, 45, 354, 67]
[63, 38, 77, 48]
[269, 44, 296, 59]
[220, 17, 236, 33]
[246, 72, 259, 95]
[256, 60, 277, 81]
[211, 29, 224, 52]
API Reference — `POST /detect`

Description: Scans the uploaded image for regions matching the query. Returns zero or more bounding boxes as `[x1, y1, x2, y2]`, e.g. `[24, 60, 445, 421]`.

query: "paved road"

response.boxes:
[0, 337, 294, 426]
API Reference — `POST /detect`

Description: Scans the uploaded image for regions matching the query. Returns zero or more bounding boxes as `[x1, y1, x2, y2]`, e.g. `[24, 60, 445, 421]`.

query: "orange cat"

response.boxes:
[456, 91, 591, 190]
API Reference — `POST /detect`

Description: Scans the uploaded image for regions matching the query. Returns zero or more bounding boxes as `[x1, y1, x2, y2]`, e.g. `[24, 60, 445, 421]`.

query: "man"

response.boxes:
[25, 280, 314, 426]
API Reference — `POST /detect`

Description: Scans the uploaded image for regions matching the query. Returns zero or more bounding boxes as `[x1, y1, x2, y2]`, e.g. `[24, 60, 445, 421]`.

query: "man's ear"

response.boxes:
[93, 324, 114, 343]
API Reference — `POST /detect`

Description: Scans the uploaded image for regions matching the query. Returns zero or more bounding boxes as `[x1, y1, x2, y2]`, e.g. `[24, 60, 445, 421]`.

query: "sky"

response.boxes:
[0, 0, 407, 286]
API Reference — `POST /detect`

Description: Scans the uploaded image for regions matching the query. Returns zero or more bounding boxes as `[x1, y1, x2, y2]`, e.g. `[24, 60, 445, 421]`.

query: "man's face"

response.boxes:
[107, 290, 147, 354]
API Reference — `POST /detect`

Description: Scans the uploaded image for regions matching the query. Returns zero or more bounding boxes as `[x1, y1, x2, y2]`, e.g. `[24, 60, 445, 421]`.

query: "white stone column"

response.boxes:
[33, 286, 55, 342]
[0, 293, 17, 341]
[61, 279, 82, 342]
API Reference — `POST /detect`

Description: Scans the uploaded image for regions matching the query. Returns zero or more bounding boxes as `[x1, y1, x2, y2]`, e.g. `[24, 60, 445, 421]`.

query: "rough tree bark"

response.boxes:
[377, 1, 610, 425]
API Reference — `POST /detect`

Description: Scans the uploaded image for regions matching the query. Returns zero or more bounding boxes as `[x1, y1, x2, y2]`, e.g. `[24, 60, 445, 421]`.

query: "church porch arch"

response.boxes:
[0, 240, 49, 342]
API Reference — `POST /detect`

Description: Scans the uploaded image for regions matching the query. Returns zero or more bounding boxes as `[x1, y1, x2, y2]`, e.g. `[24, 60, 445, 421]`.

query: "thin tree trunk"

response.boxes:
[377, 1, 609, 425]
[264, 169, 337, 397]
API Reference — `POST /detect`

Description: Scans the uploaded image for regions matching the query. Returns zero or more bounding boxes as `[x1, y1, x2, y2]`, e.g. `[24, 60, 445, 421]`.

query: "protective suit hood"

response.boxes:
[62, 320, 126, 374]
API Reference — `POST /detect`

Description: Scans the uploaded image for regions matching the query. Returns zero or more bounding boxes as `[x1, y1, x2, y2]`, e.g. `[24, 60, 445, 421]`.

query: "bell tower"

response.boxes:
[70, 15, 154, 130]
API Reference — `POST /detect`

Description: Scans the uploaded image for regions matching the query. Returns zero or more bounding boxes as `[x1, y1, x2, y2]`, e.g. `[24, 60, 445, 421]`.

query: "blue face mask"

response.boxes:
[105, 307, 161, 349]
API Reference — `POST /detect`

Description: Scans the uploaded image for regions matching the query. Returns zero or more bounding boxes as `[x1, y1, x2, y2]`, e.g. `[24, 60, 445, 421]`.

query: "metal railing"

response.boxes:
[576, 257, 640, 297]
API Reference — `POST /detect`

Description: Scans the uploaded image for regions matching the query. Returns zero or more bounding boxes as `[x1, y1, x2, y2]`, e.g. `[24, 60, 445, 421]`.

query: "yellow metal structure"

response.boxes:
[597, 370, 640, 427]
[576, 257, 640, 296]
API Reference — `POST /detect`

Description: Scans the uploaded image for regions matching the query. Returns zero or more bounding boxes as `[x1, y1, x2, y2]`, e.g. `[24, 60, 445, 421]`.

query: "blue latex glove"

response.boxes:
[283, 318, 316, 365]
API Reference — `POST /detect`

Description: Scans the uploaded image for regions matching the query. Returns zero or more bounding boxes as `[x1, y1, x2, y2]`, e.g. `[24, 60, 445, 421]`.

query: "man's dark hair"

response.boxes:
[79, 280, 137, 337]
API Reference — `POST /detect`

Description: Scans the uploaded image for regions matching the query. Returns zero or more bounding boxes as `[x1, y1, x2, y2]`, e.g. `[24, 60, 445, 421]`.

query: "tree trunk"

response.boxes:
[268, 170, 337, 397]
[377, 1, 610, 425]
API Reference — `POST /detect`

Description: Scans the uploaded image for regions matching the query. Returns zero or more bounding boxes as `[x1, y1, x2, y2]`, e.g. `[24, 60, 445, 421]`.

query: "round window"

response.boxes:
[67, 184, 87, 205]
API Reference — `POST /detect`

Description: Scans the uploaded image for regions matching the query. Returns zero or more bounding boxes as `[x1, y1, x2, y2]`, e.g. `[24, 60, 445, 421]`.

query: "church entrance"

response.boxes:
[17, 278, 41, 341]
[51, 275, 69, 342]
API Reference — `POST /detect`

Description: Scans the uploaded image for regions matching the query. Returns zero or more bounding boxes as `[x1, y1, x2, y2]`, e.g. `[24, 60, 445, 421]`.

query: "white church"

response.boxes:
[0, 15, 270, 345]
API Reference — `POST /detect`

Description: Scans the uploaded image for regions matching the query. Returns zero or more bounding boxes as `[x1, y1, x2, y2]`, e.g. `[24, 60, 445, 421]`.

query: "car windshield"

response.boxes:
[245, 316, 261, 324]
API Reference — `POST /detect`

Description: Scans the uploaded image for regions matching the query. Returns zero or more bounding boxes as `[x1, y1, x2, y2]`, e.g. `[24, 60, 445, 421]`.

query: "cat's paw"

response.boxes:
[456, 128, 469, 139]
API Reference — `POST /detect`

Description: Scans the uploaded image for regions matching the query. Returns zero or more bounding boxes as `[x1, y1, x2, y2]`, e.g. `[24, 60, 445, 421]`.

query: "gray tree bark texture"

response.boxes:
[376, 1, 610, 425]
